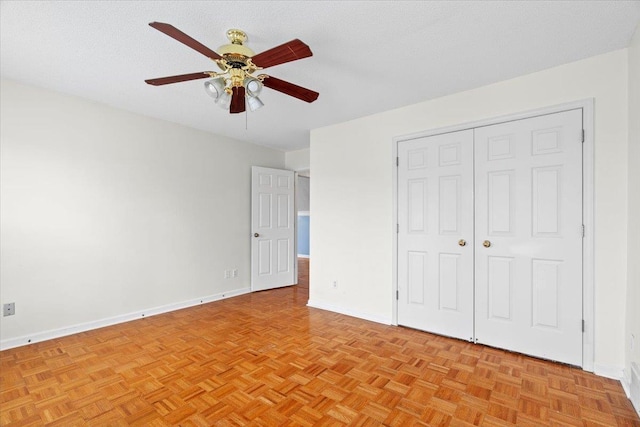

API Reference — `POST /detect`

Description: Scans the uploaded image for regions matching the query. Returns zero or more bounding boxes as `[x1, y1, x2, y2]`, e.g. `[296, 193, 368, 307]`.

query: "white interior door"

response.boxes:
[397, 130, 475, 341]
[474, 109, 583, 365]
[251, 166, 295, 292]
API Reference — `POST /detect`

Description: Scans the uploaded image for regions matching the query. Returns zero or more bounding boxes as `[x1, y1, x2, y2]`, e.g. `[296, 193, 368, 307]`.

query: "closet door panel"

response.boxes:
[474, 109, 583, 366]
[397, 130, 474, 341]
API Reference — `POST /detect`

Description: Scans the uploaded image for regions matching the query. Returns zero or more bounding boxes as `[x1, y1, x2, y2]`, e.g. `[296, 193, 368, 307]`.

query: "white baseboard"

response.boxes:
[0, 287, 251, 351]
[630, 362, 640, 417]
[306, 299, 392, 325]
[297, 254, 310, 259]
[623, 368, 632, 397]
[581, 363, 640, 419]
[594, 363, 625, 381]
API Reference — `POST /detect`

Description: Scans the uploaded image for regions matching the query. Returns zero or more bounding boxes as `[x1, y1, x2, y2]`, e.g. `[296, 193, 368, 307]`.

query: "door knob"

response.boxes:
[458, 239, 466, 247]
[483, 240, 491, 248]
[254, 233, 260, 238]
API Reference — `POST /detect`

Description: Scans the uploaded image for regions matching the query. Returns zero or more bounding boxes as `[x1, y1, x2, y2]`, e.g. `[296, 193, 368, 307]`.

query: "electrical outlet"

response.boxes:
[232, 269, 238, 278]
[332, 281, 337, 288]
[224, 270, 231, 279]
[3, 302, 15, 316]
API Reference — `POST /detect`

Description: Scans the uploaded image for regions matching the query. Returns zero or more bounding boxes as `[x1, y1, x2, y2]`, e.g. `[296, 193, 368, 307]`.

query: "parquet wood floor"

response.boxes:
[1, 285, 638, 426]
[297, 258, 309, 289]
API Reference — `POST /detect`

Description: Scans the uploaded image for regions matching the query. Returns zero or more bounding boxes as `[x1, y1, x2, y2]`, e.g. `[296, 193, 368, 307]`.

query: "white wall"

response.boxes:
[285, 148, 310, 172]
[296, 176, 311, 213]
[626, 23, 640, 398]
[0, 79, 284, 347]
[310, 49, 629, 374]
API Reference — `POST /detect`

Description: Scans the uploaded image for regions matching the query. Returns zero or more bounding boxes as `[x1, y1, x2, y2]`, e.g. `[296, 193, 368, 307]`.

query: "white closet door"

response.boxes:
[474, 109, 583, 366]
[397, 130, 474, 341]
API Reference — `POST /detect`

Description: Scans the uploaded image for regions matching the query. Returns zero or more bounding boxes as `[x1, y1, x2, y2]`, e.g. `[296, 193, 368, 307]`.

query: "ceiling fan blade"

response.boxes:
[251, 39, 312, 69]
[145, 72, 211, 86]
[149, 22, 222, 60]
[262, 76, 319, 103]
[230, 86, 246, 114]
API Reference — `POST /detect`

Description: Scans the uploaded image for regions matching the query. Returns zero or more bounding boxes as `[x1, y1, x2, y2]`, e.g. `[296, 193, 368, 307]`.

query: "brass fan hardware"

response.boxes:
[458, 239, 466, 247]
[227, 29, 248, 45]
[145, 23, 319, 114]
[483, 240, 491, 248]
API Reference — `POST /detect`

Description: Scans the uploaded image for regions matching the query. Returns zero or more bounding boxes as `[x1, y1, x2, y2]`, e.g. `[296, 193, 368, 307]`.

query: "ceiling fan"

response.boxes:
[145, 22, 319, 114]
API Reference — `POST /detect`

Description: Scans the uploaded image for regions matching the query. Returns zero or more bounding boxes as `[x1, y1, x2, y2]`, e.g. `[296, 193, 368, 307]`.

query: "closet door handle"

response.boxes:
[254, 233, 260, 238]
[483, 240, 491, 248]
[458, 239, 466, 247]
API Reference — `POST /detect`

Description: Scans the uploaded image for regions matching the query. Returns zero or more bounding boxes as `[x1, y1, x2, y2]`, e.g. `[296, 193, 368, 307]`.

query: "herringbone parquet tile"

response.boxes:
[1, 284, 638, 426]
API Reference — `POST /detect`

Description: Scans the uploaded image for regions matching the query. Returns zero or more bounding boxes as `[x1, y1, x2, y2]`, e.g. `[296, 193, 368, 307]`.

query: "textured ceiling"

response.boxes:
[1, 1, 639, 151]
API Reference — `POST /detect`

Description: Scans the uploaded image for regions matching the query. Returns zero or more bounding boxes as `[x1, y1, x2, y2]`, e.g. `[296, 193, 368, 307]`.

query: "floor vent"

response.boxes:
[632, 362, 640, 414]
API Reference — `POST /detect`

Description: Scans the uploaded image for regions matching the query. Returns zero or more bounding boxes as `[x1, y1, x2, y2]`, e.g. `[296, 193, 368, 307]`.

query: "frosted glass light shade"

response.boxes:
[217, 91, 232, 109]
[247, 96, 264, 111]
[204, 78, 226, 100]
[244, 78, 263, 97]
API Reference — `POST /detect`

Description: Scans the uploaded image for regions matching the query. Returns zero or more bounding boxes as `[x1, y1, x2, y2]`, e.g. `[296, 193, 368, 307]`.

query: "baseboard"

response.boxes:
[297, 255, 310, 259]
[593, 361, 637, 416]
[594, 363, 625, 381]
[306, 299, 392, 325]
[0, 287, 251, 351]
[629, 362, 640, 417]
[623, 368, 632, 397]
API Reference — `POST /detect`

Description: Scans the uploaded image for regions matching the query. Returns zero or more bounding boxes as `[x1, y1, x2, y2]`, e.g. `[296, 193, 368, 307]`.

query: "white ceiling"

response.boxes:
[1, 1, 639, 152]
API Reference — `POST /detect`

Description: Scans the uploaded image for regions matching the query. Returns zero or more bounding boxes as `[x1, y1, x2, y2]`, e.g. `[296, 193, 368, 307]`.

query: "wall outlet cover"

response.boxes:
[3, 303, 15, 316]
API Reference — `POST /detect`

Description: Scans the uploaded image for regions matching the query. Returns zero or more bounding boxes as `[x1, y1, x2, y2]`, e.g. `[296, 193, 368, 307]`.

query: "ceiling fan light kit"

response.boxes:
[145, 23, 319, 114]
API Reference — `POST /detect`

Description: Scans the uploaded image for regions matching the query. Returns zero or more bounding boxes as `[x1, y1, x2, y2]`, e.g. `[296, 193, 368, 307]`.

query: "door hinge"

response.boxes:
[396, 290, 399, 300]
[582, 319, 585, 332]
[582, 129, 585, 143]
[396, 157, 399, 167]
[582, 224, 585, 237]
[397, 224, 400, 233]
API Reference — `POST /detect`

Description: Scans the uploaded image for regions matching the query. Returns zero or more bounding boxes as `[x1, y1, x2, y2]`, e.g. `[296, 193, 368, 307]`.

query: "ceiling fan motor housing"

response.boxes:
[216, 28, 255, 68]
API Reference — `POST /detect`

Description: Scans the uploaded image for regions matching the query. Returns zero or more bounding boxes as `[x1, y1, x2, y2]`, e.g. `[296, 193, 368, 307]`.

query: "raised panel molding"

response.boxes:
[277, 194, 289, 228]
[277, 175, 291, 188]
[488, 170, 515, 235]
[488, 256, 513, 320]
[532, 127, 563, 155]
[259, 193, 272, 228]
[532, 259, 561, 329]
[408, 251, 427, 304]
[408, 179, 428, 233]
[439, 176, 460, 234]
[439, 143, 461, 166]
[487, 134, 515, 160]
[258, 240, 272, 275]
[439, 253, 459, 311]
[408, 148, 428, 170]
[532, 166, 562, 237]
[277, 239, 290, 273]
[259, 174, 272, 187]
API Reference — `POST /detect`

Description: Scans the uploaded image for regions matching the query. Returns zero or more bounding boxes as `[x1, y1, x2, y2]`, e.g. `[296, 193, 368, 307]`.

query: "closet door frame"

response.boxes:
[391, 99, 594, 372]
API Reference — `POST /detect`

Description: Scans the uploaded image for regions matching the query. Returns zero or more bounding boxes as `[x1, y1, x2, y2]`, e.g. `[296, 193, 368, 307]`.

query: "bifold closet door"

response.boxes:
[474, 109, 583, 366]
[397, 130, 474, 341]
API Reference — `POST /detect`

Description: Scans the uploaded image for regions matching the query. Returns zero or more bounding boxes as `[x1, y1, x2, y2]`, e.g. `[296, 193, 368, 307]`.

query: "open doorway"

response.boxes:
[296, 172, 310, 290]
